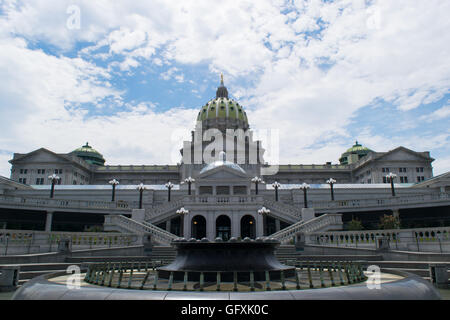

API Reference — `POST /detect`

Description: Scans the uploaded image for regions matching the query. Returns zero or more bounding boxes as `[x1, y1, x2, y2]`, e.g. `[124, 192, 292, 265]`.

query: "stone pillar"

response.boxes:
[166, 219, 171, 233]
[275, 219, 281, 232]
[301, 208, 315, 222]
[206, 214, 215, 240]
[256, 214, 264, 238]
[45, 211, 53, 232]
[231, 213, 240, 238]
[183, 215, 191, 239]
[131, 209, 145, 223]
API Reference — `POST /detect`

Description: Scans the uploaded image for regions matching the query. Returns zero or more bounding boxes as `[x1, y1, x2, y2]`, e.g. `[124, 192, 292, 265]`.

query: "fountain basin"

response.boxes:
[157, 238, 296, 281]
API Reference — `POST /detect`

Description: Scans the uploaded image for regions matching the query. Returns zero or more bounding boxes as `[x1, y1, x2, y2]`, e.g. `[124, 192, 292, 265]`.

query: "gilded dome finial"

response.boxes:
[220, 73, 224, 86]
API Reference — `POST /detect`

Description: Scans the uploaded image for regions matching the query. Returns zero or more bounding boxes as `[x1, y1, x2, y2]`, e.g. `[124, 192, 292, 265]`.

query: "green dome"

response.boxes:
[72, 143, 105, 166]
[196, 97, 249, 124]
[339, 141, 373, 165]
[196, 75, 249, 129]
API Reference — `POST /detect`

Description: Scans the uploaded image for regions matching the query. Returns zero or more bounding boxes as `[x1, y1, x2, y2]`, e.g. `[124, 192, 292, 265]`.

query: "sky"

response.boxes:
[0, 0, 449, 178]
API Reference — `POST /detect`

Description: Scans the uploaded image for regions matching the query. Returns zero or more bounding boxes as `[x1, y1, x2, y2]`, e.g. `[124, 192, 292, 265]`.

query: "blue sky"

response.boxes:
[0, 0, 449, 177]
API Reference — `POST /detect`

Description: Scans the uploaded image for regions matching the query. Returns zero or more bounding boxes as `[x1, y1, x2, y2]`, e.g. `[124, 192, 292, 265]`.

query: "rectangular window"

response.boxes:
[382, 168, 390, 173]
[383, 176, 387, 183]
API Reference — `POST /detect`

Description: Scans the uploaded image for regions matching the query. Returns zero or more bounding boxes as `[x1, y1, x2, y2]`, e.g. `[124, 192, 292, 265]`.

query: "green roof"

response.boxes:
[72, 143, 105, 166]
[339, 141, 373, 165]
[197, 97, 248, 124]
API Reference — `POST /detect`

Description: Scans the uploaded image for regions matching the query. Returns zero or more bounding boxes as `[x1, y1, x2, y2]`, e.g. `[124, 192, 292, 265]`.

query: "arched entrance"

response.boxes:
[241, 215, 256, 239]
[216, 215, 231, 241]
[191, 215, 206, 239]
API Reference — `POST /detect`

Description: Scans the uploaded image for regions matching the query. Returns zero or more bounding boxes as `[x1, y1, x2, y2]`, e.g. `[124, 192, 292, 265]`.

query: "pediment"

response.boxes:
[197, 165, 248, 180]
[376, 147, 430, 162]
[11, 148, 71, 164]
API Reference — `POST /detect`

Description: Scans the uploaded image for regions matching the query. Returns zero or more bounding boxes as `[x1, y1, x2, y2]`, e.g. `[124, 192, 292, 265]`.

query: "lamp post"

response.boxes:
[165, 181, 174, 202]
[184, 177, 195, 195]
[386, 173, 397, 197]
[326, 178, 336, 201]
[251, 176, 264, 195]
[109, 179, 119, 202]
[48, 174, 60, 199]
[136, 183, 146, 209]
[300, 183, 310, 208]
[272, 181, 281, 201]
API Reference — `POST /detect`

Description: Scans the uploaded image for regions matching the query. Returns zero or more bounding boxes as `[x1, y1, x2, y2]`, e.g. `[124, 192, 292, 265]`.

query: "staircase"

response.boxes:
[270, 214, 343, 244]
[104, 215, 178, 245]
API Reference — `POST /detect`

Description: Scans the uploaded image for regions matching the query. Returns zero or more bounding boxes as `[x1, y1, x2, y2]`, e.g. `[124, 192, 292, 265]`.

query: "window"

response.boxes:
[37, 169, 45, 174]
[416, 167, 424, 173]
[399, 168, 407, 173]
[382, 168, 389, 173]
[417, 176, 425, 182]
[54, 169, 63, 174]
[399, 176, 408, 183]
[73, 180, 77, 185]
[19, 169, 28, 174]
[35, 178, 44, 185]
[383, 176, 387, 183]
[19, 178, 27, 184]
[367, 179, 372, 184]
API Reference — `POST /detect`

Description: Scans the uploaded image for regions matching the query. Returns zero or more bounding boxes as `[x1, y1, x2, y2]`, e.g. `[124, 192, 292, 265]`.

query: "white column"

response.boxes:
[231, 212, 240, 238]
[45, 211, 53, 232]
[256, 214, 264, 238]
[183, 215, 191, 239]
[206, 213, 215, 240]
[166, 219, 171, 232]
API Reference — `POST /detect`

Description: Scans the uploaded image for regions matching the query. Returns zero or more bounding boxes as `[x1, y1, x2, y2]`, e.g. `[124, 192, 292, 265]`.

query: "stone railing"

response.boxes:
[270, 214, 343, 244]
[104, 215, 177, 245]
[0, 229, 140, 255]
[0, 194, 131, 212]
[311, 192, 450, 210]
[263, 199, 302, 220]
[308, 226, 450, 253]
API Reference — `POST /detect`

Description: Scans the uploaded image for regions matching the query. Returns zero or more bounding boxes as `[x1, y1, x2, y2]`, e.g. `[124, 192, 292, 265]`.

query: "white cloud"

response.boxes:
[0, 0, 450, 178]
[420, 103, 450, 123]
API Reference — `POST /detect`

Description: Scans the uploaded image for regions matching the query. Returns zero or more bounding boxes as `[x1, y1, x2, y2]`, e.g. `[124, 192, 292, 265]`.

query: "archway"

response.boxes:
[240, 215, 256, 239]
[191, 215, 206, 239]
[216, 215, 231, 241]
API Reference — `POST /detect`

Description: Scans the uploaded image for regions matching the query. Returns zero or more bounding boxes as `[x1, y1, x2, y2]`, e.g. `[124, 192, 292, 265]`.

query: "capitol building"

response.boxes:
[1, 78, 449, 240]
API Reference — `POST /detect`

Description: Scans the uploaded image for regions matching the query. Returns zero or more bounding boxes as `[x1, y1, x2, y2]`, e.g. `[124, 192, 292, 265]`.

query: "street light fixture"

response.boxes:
[165, 181, 174, 202]
[258, 207, 271, 215]
[48, 174, 60, 199]
[251, 176, 265, 195]
[176, 207, 189, 215]
[183, 177, 195, 195]
[109, 179, 119, 202]
[386, 173, 397, 197]
[272, 181, 281, 201]
[300, 183, 310, 208]
[136, 183, 146, 209]
[326, 178, 336, 201]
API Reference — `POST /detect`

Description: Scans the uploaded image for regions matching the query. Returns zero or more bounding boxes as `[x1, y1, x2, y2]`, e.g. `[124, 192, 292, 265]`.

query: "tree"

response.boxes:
[378, 214, 400, 230]
[347, 217, 364, 231]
